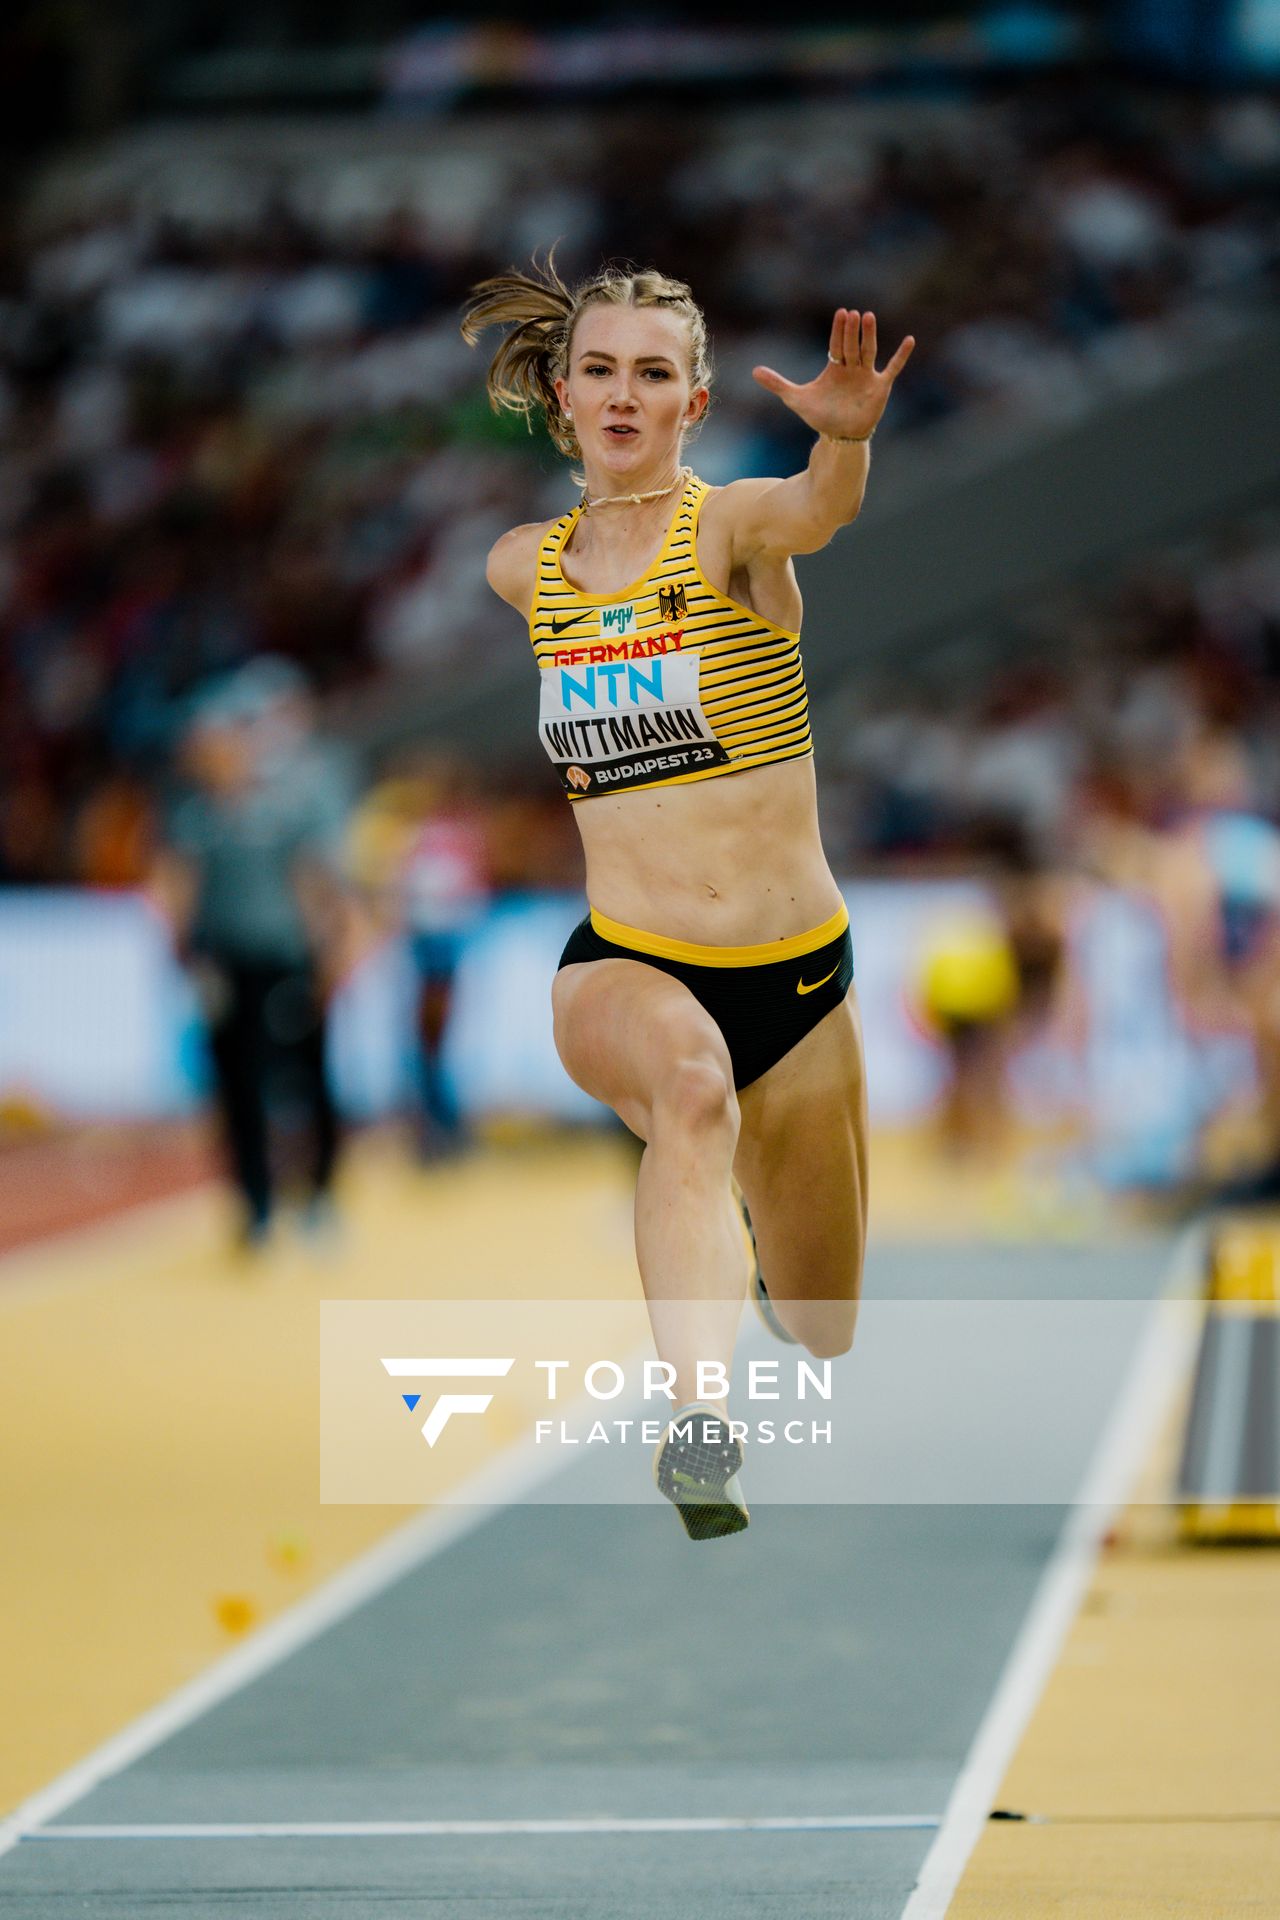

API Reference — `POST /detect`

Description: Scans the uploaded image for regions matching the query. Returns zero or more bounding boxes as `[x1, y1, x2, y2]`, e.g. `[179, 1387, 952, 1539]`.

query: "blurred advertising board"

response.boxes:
[0, 884, 1255, 1185]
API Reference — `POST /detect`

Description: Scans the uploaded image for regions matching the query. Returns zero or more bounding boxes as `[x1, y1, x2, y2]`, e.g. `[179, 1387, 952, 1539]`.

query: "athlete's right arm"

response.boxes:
[485, 521, 548, 619]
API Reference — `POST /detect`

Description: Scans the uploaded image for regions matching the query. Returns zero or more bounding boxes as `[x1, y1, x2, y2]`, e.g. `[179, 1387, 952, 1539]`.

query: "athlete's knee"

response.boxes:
[802, 1318, 857, 1360]
[653, 1054, 739, 1140]
[784, 1296, 860, 1359]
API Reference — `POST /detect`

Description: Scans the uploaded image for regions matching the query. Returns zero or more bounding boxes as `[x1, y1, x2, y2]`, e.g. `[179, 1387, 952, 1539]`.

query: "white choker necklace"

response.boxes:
[580, 466, 690, 511]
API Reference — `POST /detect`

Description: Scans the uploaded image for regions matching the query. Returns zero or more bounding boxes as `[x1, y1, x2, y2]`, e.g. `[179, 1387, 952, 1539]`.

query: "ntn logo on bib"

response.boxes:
[543, 650, 701, 727]
[557, 659, 669, 712]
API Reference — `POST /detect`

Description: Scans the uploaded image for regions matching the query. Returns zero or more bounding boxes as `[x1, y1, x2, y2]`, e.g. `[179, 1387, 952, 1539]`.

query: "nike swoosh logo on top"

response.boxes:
[550, 611, 593, 635]
[796, 963, 840, 995]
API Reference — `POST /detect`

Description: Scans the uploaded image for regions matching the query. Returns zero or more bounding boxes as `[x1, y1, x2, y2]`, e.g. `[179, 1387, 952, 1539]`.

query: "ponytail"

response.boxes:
[460, 250, 578, 456]
[461, 251, 711, 460]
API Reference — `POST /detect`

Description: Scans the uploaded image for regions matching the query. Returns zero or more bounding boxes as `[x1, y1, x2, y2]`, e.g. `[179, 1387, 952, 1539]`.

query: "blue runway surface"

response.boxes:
[3, 1239, 1173, 1918]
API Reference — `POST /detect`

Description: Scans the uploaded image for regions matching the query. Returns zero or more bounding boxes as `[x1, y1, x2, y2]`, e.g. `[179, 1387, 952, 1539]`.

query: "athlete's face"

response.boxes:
[555, 305, 708, 478]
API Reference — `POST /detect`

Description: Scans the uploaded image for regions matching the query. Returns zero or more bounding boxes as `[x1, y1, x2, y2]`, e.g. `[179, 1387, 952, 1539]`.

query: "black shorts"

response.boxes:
[557, 903, 854, 1090]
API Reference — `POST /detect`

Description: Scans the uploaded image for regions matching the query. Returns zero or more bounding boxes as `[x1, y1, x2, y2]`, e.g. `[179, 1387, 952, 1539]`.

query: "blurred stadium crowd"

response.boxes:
[826, 502, 1280, 871]
[2, 65, 1280, 1218]
[2, 76, 1279, 889]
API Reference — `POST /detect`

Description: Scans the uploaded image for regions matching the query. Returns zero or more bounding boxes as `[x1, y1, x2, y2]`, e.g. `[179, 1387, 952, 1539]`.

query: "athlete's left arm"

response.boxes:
[721, 308, 914, 562]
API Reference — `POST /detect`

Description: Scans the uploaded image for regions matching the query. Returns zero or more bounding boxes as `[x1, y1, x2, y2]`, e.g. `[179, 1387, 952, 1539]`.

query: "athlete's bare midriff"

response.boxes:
[573, 753, 846, 946]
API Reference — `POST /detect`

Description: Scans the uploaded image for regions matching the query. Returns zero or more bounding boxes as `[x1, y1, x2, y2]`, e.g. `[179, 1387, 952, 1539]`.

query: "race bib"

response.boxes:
[539, 648, 729, 797]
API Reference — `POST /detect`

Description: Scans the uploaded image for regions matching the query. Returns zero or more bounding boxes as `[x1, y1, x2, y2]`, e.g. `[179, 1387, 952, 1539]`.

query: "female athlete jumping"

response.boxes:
[463, 259, 914, 1538]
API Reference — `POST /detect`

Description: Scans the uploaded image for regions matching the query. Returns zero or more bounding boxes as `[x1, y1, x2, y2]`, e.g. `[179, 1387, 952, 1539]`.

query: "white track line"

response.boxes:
[30, 1816, 941, 1840]
[0, 1380, 631, 1862]
[899, 1226, 1206, 1920]
[4, 1229, 1204, 1886]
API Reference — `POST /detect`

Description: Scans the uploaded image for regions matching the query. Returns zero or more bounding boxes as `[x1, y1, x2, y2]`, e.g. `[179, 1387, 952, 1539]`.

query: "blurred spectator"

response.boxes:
[350, 752, 492, 1156]
[914, 904, 1022, 1160]
[1167, 727, 1280, 1204]
[71, 769, 155, 886]
[151, 667, 354, 1249]
[398, 760, 490, 1155]
[2, 76, 1277, 886]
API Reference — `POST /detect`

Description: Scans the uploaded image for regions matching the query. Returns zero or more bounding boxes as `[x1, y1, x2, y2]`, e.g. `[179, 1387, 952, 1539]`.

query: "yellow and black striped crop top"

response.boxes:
[528, 474, 813, 802]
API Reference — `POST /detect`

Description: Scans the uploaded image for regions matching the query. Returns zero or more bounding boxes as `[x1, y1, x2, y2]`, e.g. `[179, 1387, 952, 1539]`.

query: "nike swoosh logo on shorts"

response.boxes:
[796, 963, 840, 995]
[551, 611, 593, 635]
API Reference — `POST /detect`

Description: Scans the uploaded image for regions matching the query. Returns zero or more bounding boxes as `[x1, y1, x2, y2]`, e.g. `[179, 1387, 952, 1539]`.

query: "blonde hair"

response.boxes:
[460, 252, 711, 460]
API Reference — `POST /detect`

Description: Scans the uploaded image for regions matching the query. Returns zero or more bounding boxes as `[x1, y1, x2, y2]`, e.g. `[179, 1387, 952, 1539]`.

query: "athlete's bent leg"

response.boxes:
[733, 984, 869, 1358]
[553, 959, 752, 1413]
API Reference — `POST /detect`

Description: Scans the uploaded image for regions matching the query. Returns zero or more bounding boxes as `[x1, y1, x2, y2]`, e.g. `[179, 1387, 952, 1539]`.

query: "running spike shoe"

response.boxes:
[734, 1185, 798, 1345]
[752, 1267, 799, 1346]
[653, 1403, 749, 1540]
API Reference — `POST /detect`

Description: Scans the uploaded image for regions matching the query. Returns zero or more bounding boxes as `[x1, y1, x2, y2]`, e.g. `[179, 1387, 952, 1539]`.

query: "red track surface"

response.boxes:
[0, 1122, 215, 1258]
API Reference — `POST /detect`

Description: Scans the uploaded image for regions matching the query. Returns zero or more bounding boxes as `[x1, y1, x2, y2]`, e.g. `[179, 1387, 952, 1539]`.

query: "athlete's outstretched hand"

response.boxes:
[752, 309, 914, 441]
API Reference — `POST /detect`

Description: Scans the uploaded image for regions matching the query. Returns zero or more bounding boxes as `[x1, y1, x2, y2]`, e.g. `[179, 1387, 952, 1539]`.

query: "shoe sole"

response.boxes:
[653, 1406, 749, 1540]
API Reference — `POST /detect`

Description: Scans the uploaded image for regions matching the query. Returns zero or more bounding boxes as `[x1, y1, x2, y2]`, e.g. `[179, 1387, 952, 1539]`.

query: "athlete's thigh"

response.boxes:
[733, 984, 869, 1316]
[552, 958, 734, 1141]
